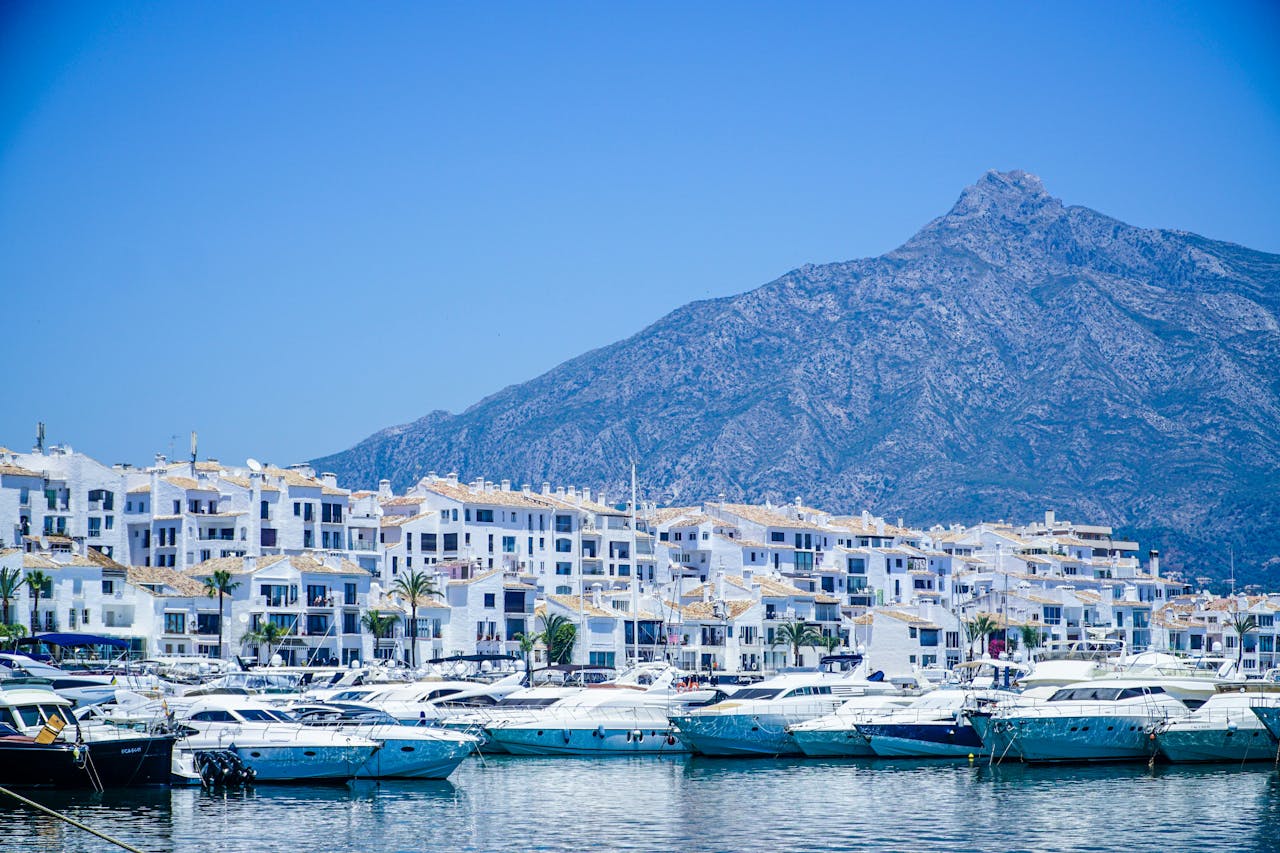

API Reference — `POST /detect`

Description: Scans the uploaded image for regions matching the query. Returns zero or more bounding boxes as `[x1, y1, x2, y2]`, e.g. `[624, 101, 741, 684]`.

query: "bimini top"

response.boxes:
[18, 633, 129, 649]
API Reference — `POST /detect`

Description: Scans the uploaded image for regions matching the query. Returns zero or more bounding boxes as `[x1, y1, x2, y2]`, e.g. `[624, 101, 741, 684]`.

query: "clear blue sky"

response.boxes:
[2, 1, 1277, 469]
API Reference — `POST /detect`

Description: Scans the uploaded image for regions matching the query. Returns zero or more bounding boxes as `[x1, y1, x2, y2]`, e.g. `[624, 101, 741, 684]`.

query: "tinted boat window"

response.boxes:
[237, 709, 277, 721]
[722, 689, 781, 701]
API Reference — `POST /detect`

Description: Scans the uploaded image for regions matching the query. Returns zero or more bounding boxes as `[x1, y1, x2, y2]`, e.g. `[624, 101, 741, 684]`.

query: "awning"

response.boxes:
[19, 632, 129, 649]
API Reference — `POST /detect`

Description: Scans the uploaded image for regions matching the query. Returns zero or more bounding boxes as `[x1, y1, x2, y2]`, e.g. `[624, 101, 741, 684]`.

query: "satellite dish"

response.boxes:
[246, 458, 263, 473]
[238, 612, 250, 624]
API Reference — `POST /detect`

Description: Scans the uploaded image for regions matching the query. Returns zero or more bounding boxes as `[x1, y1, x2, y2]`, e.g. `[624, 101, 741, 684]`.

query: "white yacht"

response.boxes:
[177, 696, 380, 781]
[671, 666, 898, 757]
[976, 679, 1189, 763]
[291, 705, 479, 778]
[483, 665, 720, 755]
[349, 674, 524, 725]
[786, 695, 914, 757]
[0, 653, 161, 706]
[1155, 687, 1280, 763]
[437, 685, 585, 752]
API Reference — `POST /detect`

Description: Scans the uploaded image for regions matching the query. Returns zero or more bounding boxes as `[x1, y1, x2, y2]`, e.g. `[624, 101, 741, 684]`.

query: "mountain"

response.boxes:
[314, 170, 1280, 586]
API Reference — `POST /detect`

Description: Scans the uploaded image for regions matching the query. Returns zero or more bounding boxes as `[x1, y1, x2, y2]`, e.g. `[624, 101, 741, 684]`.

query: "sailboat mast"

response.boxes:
[631, 461, 639, 667]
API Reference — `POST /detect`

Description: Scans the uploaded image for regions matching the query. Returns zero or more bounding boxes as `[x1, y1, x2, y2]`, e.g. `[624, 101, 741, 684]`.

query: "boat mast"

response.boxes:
[631, 461, 639, 667]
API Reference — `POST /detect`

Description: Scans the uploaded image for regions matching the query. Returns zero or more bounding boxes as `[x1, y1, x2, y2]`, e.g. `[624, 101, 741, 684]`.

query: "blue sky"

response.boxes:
[1, 1, 1277, 469]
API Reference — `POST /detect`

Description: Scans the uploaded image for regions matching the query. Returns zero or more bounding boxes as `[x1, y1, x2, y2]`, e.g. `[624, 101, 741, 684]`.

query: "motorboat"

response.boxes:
[856, 687, 1022, 758]
[176, 696, 380, 781]
[975, 679, 1189, 763]
[437, 685, 585, 752]
[671, 662, 898, 757]
[0, 681, 175, 788]
[785, 695, 914, 757]
[347, 672, 525, 725]
[1014, 638, 1126, 692]
[482, 664, 720, 755]
[0, 652, 161, 706]
[1155, 685, 1280, 763]
[1096, 653, 1232, 709]
[291, 705, 479, 778]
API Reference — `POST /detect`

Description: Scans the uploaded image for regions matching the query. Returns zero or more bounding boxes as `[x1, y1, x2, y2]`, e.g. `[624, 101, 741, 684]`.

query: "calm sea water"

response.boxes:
[4, 756, 1279, 852]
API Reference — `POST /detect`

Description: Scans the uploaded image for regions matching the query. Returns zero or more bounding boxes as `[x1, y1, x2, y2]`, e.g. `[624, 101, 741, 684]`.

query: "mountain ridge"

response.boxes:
[315, 170, 1280, 585]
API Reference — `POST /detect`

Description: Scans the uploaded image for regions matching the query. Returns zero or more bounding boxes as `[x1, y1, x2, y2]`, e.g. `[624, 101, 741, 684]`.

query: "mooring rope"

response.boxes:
[0, 784, 148, 853]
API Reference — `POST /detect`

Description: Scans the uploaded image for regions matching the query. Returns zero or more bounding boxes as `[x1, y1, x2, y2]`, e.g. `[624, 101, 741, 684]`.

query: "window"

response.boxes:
[556, 585, 572, 595]
[502, 536, 516, 554]
[260, 528, 277, 547]
[343, 611, 358, 634]
[164, 612, 186, 634]
[555, 562, 572, 575]
[1043, 606, 1062, 625]
[476, 509, 494, 523]
[919, 629, 939, 647]
[443, 533, 458, 551]
[945, 631, 960, 648]
[321, 503, 343, 523]
[294, 502, 301, 516]
[196, 613, 220, 635]
[102, 580, 114, 595]
[173, 500, 181, 515]
[555, 538, 572, 553]
[555, 515, 572, 533]
[303, 504, 314, 522]
[484, 593, 496, 608]
[423, 533, 435, 551]
[260, 500, 270, 520]
[847, 557, 866, 574]
[770, 531, 785, 543]
[88, 517, 101, 538]
[306, 614, 329, 634]
[344, 583, 357, 606]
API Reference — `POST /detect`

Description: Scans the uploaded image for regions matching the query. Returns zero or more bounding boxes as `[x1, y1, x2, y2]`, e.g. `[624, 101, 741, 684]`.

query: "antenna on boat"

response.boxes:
[631, 460, 639, 669]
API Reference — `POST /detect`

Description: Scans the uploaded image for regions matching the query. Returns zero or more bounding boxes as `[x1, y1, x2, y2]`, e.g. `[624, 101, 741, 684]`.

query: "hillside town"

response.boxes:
[0, 441, 1269, 680]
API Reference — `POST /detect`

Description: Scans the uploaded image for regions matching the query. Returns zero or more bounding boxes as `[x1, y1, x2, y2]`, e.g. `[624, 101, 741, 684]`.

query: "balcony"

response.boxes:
[349, 540, 378, 552]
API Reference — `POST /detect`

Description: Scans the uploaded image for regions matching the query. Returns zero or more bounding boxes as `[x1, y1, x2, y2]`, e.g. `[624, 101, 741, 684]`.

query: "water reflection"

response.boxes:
[2, 758, 1280, 852]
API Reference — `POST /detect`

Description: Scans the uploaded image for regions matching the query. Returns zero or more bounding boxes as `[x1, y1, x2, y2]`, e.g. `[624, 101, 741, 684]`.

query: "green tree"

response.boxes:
[513, 631, 537, 685]
[202, 569, 241, 661]
[537, 613, 578, 665]
[0, 567, 23, 626]
[1227, 610, 1259, 671]
[819, 633, 842, 656]
[771, 620, 823, 668]
[241, 621, 290, 662]
[23, 569, 51, 635]
[361, 610, 398, 644]
[1018, 624, 1044, 654]
[391, 569, 440, 668]
[0, 622, 27, 650]
[963, 615, 1000, 661]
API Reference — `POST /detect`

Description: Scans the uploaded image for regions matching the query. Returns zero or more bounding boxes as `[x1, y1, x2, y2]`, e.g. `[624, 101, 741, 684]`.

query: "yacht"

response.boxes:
[437, 685, 585, 752]
[1155, 686, 1280, 763]
[671, 665, 898, 757]
[349, 673, 524, 725]
[856, 687, 1022, 758]
[785, 695, 914, 757]
[0, 652, 161, 706]
[176, 696, 380, 781]
[0, 681, 176, 788]
[482, 665, 720, 755]
[291, 705, 479, 778]
[975, 679, 1189, 763]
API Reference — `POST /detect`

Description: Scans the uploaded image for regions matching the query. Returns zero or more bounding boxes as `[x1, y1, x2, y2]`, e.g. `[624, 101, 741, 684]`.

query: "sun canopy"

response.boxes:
[19, 632, 129, 649]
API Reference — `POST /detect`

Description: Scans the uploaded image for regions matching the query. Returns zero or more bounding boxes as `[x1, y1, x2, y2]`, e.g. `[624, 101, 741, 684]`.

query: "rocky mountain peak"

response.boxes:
[314, 171, 1280, 586]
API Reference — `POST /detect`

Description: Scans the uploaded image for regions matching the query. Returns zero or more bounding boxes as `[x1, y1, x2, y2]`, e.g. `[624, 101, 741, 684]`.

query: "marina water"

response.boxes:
[5, 756, 1280, 852]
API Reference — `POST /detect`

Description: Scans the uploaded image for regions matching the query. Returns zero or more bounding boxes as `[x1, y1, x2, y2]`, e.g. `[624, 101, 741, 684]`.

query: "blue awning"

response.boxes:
[19, 632, 129, 649]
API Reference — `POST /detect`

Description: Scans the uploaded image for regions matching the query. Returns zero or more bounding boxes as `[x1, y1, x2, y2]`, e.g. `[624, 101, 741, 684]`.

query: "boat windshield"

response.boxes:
[722, 688, 782, 701]
[494, 697, 561, 708]
[236, 708, 295, 722]
[1049, 686, 1164, 702]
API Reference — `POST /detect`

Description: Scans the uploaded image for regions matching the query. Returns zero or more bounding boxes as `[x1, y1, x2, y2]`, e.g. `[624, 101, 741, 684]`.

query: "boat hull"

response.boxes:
[787, 727, 875, 758]
[0, 733, 176, 788]
[218, 744, 378, 781]
[354, 728, 476, 779]
[672, 713, 803, 757]
[984, 715, 1161, 763]
[1157, 726, 1275, 763]
[487, 724, 686, 756]
[860, 723, 986, 758]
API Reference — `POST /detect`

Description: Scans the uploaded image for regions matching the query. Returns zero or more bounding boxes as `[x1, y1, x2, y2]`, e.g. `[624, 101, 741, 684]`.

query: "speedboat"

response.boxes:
[437, 685, 585, 752]
[177, 696, 379, 781]
[1155, 687, 1280, 763]
[0, 681, 175, 787]
[976, 679, 1189, 763]
[292, 705, 479, 778]
[349, 673, 525, 725]
[671, 664, 898, 757]
[482, 665, 720, 755]
[786, 695, 914, 757]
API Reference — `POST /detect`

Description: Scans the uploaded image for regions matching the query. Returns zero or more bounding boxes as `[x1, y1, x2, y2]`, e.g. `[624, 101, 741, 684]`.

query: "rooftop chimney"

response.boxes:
[1149, 550, 1160, 577]
[542, 482, 551, 495]
[321, 472, 338, 489]
[1045, 509, 1056, 527]
[501, 479, 511, 492]
[378, 479, 392, 498]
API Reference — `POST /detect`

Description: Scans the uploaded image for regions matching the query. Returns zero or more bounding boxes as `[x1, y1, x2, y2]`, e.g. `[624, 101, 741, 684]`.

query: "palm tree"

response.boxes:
[513, 631, 537, 685]
[0, 622, 26, 651]
[202, 569, 241, 661]
[537, 613, 577, 665]
[963, 615, 999, 661]
[771, 620, 823, 668]
[0, 567, 23, 627]
[361, 610, 398, 658]
[241, 621, 290, 663]
[391, 570, 439, 668]
[819, 633, 842, 656]
[1227, 610, 1259, 671]
[1018, 624, 1043, 656]
[23, 569, 51, 635]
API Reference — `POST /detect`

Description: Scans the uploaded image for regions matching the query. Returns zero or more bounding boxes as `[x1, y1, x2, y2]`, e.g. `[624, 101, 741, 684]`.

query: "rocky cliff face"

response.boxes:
[315, 170, 1280, 584]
